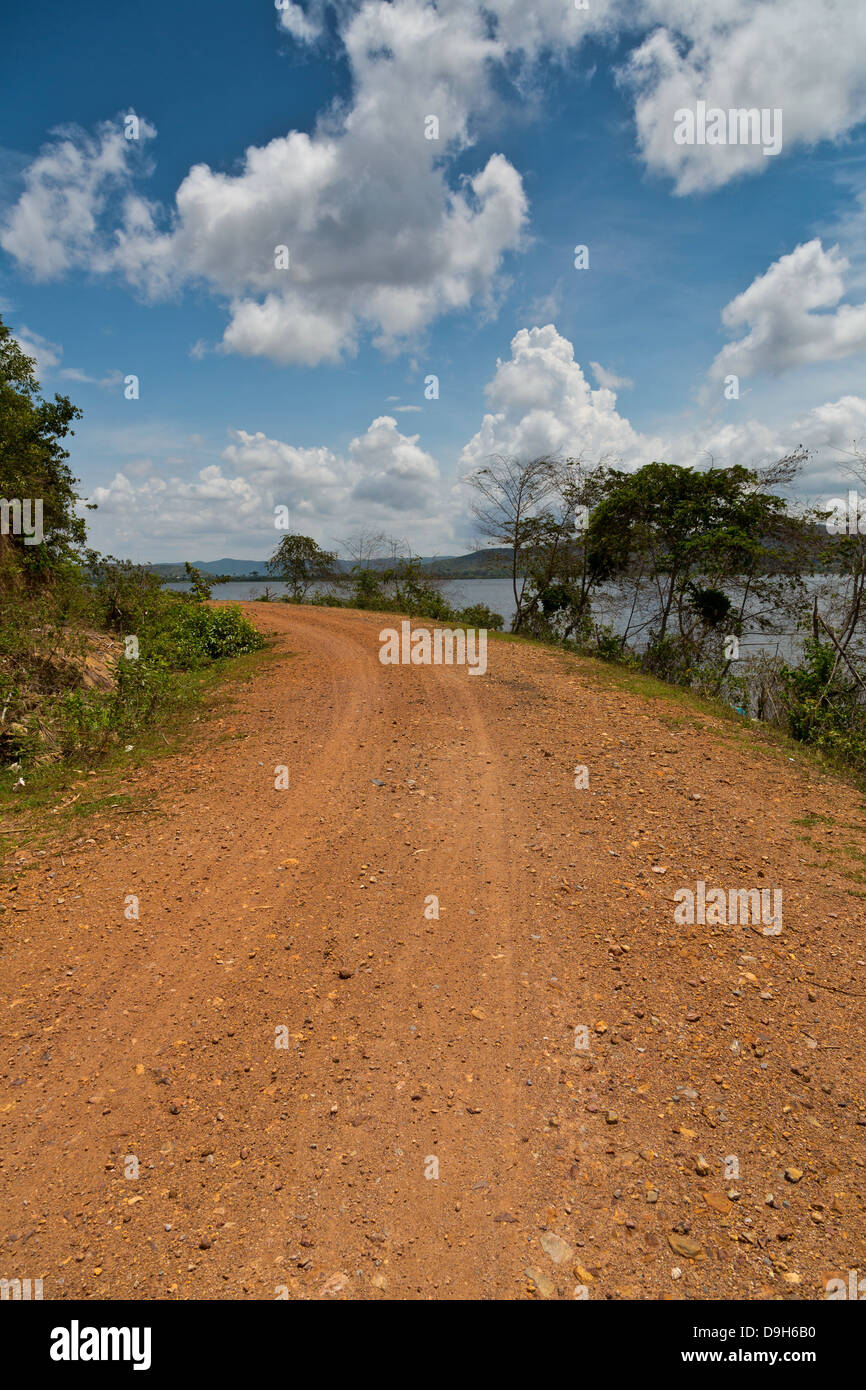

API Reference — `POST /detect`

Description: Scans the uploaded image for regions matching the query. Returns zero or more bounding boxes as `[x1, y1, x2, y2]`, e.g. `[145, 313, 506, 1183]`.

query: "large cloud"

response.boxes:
[6, 2, 866, 369]
[460, 324, 663, 470]
[91, 413, 448, 550]
[2, 4, 530, 366]
[711, 239, 866, 380]
[622, 0, 866, 194]
[460, 321, 866, 501]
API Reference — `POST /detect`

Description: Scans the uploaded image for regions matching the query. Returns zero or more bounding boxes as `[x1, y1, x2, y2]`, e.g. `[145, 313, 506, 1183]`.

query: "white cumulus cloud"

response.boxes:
[91, 413, 448, 551]
[622, 0, 866, 194]
[711, 239, 866, 380]
[461, 321, 866, 503]
[460, 324, 662, 471]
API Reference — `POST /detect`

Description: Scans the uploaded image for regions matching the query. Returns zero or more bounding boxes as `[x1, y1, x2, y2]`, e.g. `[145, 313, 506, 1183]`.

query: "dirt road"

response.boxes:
[1, 604, 863, 1300]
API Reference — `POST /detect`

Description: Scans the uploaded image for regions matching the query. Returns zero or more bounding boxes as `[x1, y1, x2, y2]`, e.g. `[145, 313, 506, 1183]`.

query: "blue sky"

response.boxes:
[3, 0, 866, 561]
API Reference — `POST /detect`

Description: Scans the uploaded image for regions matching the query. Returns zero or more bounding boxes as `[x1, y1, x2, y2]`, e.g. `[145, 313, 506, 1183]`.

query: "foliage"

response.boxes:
[268, 534, 337, 600]
[0, 320, 88, 590]
[468, 449, 866, 778]
[0, 315, 269, 784]
[182, 561, 215, 602]
[779, 638, 866, 774]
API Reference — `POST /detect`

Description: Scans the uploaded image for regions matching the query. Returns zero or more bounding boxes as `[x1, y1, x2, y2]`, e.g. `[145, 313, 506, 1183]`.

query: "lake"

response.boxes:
[169, 577, 521, 623]
[167, 576, 820, 662]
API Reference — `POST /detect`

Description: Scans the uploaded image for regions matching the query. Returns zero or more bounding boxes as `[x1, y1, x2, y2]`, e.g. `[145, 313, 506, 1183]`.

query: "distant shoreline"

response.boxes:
[161, 570, 515, 583]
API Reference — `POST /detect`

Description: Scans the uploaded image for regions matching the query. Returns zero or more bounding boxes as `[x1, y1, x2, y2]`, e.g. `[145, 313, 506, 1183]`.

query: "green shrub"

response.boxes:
[779, 639, 866, 774]
[141, 602, 265, 669]
[455, 603, 504, 631]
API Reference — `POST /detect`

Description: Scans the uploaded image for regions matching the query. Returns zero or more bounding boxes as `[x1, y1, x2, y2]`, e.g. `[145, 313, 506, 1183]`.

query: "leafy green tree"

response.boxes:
[0, 316, 88, 587]
[585, 461, 792, 676]
[267, 534, 337, 600]
[183, 561, 214, 602]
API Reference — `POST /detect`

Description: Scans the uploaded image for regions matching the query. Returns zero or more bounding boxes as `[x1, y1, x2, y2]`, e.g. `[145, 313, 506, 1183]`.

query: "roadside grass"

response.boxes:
[0, 643, 279, 859]
[792, 809, 866, 898]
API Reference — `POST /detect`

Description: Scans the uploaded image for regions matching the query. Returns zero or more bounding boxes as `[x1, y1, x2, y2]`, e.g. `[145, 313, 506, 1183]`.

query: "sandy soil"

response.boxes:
[0, 603, 863, 1300]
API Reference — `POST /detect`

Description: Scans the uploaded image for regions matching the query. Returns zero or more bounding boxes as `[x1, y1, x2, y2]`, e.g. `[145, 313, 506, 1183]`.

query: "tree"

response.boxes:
[468, 455, 558, 630]
[468, 454, 611, 634]
[0, 316, 87, 587]
[520, 459, 612, 639]
[183, 561, 214, 602]
[267, 534, 336, 600]
[585, 462, 792, 676]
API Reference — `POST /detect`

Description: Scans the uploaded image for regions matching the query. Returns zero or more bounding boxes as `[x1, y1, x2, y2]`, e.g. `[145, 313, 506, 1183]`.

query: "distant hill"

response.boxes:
[145, 526, 842, 585]
[148, 559, 270, 579]
[421, 549, 512, 578]
[146, 550, 514, 581]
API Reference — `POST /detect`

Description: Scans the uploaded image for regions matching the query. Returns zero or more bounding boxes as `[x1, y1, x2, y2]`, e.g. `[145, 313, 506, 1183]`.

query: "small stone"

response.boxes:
[525, 1267, 556, 1298]
[540, 1231, 574, 1264]
[703, 1192, 732, 1216]
[668, 1233, 704, 1259]
[695, 1155, 710, 1176]
[605, 1111, 619, 1125]
[320, 1272, 349, 1296]
[785, 1167, 804, 1183]
[646, 1189, 659, 1204]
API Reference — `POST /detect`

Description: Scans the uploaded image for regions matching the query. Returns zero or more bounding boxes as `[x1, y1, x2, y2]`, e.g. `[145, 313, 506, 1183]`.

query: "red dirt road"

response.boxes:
[1, 604, 863, 1300]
